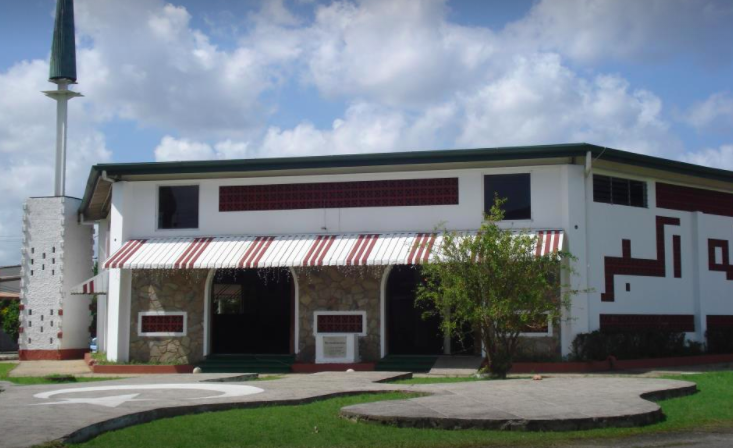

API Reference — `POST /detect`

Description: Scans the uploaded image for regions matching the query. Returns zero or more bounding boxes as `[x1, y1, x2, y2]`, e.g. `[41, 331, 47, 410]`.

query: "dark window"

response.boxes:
[158, 186, 199, 229]
[593, 175, 647, 208]
[484, 174, 531, 220]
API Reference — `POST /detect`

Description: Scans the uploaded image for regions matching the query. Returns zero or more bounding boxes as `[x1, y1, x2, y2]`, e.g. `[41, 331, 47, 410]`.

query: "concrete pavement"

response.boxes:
[0, 372, 695, 448]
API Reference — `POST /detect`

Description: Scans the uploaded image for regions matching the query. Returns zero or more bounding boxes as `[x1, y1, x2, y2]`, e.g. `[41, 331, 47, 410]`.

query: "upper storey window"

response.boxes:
[158, 185, 199, 229]
[484, 174, 531, 220]
[593, 175, 647, 208]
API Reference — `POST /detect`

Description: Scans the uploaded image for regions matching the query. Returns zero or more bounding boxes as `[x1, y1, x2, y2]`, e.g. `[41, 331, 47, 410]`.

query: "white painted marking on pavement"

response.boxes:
[31, 383, 265, 408]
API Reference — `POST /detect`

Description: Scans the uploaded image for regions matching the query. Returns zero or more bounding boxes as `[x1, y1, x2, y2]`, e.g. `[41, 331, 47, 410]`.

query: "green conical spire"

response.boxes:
[49, 0, 77, 83]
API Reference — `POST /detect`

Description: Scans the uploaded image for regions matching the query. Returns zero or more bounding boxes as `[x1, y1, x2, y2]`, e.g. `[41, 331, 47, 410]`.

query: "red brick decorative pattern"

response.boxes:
[600, 314, 695, 332]
[707, 315, 733, 329]
[141, 315, 184, 334]
[708, 239, 733, 280]
[601, 216, 681, 302]
[316, 314, 363, 333]
[219, 178, 459, 211]
[656, 182, 733, 217]
[673, 235, 682, 278]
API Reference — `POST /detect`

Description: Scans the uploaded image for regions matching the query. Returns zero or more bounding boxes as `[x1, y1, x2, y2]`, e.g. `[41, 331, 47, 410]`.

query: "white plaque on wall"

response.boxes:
[322, 336, 348, 358]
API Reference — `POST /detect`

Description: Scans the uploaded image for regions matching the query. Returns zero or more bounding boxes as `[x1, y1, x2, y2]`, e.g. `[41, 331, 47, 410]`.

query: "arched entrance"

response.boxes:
[210, 268, 293, 354]
[386, 265, 443, 355]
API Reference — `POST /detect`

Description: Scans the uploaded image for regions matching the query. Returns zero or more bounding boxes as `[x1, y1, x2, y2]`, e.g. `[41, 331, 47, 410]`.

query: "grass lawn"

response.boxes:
[0, 363, 117, 385]
[66, 371, 733, 448]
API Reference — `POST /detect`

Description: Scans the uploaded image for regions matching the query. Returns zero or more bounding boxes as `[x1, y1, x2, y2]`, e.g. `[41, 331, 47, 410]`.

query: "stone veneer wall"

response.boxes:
[129, 270, 207, 364]
[296, 266, 385, 362]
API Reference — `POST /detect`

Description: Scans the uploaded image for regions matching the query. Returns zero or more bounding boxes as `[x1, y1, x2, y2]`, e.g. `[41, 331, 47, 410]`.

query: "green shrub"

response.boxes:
[0, 300, 20, 342]
[571, 330, 704, 361]
[707, 328, 733, 354]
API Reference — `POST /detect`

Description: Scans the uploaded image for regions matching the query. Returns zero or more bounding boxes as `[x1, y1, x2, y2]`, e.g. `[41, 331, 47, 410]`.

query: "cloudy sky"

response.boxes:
[0, 0, 732, 264]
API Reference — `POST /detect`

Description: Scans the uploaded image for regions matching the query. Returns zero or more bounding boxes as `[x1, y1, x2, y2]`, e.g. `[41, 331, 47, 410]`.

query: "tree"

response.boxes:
[0, 300, 20, 343]
[417, 197, 576, 378]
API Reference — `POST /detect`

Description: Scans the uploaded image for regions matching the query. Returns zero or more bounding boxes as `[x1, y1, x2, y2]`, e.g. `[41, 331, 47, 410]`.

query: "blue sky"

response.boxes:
[0, 0, 732, 264]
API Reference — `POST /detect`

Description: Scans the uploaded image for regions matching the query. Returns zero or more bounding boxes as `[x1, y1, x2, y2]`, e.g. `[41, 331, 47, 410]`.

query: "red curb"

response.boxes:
[19, 349, 88, 361]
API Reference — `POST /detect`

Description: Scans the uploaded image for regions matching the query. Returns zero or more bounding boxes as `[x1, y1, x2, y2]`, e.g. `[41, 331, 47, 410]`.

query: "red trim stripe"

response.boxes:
[174, 238, 201, 269]
[346, 235, 366, 266]
[358, 234, 379, 265]
[83, 284, 88, 294]
[104, 240, 136, 269]
[543, 230, 552, 256]
[422, 233, 438, 263]
[251, 236, 275, 267]
[316, 236, 337, 266]
[185, 237, 214, 268]
[352, 234, 373, 266]
[303, 236, 324, 266]
[412, 234, 427, 264]
[309, 235, 331, 266]
[238, 237, 263, 268]
[406, 233, 424, 264]
[112, 239, 147, 269]
[89, 281, 95, 294]
[535, 232, 544, 257]
[552, 230, 561, 253]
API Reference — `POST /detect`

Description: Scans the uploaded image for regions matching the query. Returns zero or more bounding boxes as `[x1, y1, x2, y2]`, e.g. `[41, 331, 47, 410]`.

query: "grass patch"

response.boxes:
[0, 363, 117, 385]
[65, 371, 733, 448]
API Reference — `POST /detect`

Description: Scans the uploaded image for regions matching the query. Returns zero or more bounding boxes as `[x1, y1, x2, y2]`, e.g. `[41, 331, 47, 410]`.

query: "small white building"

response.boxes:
[33, 143, 729, 366]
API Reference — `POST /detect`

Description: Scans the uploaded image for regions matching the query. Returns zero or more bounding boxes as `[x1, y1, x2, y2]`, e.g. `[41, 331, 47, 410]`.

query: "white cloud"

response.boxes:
[681, 144, 733, 170]
[505, 0, 733, 66]
[0, 59, 111, 265]
[74, 0, 298, 139]
[456, 54, 677, 156]
[305, 0, 496, 106]
[686, 92, 733, 132]
[154, 136, 251, 161]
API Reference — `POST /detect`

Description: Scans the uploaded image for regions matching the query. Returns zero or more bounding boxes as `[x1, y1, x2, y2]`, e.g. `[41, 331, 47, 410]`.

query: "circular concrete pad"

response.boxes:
[340, 377, 697, 431]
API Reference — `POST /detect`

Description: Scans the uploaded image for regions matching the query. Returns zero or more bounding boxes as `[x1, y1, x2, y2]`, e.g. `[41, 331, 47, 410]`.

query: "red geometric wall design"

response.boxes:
[657, 182, 733, 217]
[601, 216, 681, 302]
[141, 315, 184, 334]
[600, 314, 695, 332]
[708, 239, 733, 280]
[316, 314, 363, 333]
[219, 178, 459, 212]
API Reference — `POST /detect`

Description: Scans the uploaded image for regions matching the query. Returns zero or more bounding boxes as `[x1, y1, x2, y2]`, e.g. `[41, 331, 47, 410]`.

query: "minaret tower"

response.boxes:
[18, 0, 94, 360]
[44, 0, 83, 196]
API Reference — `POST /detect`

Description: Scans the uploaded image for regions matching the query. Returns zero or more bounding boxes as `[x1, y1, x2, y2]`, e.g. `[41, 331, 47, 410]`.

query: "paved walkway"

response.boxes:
[0, 372, 695, 448]
[7, 360, 91, 377]
[341, 376, 695, 431]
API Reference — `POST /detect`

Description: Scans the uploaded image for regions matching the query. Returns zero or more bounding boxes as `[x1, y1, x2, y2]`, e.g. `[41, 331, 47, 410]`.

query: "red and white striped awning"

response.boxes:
[103, 230, 564, 270]
[70, 272, 108, 295]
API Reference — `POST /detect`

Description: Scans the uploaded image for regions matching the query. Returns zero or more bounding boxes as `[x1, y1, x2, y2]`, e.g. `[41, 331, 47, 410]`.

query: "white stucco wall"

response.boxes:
[586, 168, 733, 342]
[20, 197, 93, 353]
[120, 165, 568, 238]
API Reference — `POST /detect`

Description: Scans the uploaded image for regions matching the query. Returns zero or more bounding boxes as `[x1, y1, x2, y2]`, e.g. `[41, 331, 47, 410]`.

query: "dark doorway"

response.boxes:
[211, 268, 292, 354]
[386, 266, 443, 355]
